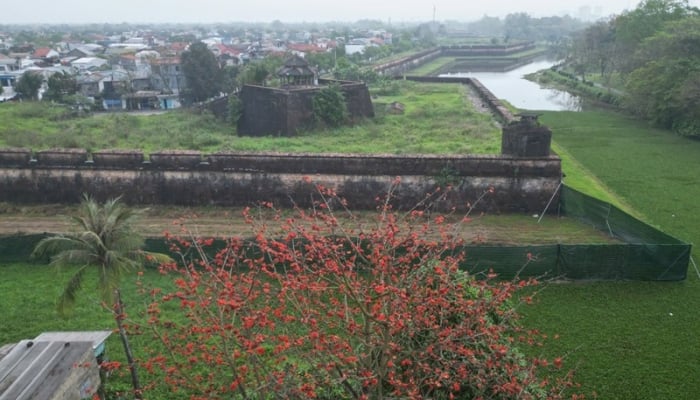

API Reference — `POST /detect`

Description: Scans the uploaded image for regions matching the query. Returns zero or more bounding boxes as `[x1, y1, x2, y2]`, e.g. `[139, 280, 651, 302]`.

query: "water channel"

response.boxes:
[440, 60, 582, 111]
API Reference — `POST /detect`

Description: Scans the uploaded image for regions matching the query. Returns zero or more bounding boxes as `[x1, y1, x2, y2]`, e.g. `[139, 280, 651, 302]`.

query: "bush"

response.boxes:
[375, 78, 402, 96]
[139, 180, 578, 399]
[312, 84, 348, 128]
[228, 95, 243, 127]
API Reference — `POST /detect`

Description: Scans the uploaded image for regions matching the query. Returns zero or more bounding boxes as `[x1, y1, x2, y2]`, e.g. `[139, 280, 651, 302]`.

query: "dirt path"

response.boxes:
[0, 207, 250, 238]
[0, 204, 618, 245]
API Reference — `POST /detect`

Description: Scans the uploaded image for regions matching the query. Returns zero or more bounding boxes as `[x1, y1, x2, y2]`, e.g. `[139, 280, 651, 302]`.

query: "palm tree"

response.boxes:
[32, 194, 170, 399]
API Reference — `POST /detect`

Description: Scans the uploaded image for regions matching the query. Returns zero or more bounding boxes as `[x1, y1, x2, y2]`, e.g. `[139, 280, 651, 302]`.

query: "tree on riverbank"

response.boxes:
[624, 17, 700, 136]
[565, 0, 700, 137]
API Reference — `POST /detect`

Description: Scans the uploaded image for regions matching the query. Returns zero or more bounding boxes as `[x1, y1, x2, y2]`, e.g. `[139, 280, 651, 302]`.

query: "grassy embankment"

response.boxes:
[519, 109, 700, 400]
[527, 68, 623, 107]
[0, 81, 499, 155]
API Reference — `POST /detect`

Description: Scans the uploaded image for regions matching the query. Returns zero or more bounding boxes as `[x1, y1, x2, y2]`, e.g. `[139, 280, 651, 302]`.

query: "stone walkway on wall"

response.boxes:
[462, 84, 503, 127]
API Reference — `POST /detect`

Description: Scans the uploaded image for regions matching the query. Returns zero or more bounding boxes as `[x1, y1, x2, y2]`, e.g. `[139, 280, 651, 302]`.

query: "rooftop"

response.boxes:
[0, 331, 111, 400]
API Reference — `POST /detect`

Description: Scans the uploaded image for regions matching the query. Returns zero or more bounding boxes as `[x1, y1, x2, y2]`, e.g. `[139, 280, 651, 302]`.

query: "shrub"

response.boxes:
[312, 84, 348, 128]
[228, 95, 243, 127]
[138, 180, 577, 399]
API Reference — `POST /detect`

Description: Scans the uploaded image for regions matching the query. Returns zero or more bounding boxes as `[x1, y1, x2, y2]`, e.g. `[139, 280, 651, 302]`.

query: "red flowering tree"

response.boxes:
[140, 179, 578, 399]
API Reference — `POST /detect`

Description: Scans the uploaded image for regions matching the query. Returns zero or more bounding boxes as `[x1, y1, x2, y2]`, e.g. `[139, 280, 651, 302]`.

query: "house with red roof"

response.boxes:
[32, 47, 60, 65]
[209, 43, 242, 66]
[286, 43, 328, 58]
[33, 47, 59, 59]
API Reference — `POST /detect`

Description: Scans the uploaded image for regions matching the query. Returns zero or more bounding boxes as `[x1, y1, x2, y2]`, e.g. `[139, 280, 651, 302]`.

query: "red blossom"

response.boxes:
[139, 178, 579, 399]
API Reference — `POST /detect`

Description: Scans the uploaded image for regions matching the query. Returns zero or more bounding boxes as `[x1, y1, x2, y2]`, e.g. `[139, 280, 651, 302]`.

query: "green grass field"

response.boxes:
[518, 109, 700, 400]
[0, 81, 500, 155]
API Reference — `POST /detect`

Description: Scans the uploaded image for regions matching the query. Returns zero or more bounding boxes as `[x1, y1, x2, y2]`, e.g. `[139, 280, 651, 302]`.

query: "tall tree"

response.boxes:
[180, 41, 223, 104]
[44, 71, 78, 103]
[221, 64, 241, 94]
[625, 16, 700, 137]
[504, 12, 533, 41]
[32, 195, 171, 399]
[14, 72, 42, 100]
[568, 20, 619, 82]
[613, 0, 696, 71]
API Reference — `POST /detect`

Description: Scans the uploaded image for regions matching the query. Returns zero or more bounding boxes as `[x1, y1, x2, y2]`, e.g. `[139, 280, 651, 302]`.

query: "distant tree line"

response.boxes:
[565, 0, 700, 137]
[447, 13, 588, 45]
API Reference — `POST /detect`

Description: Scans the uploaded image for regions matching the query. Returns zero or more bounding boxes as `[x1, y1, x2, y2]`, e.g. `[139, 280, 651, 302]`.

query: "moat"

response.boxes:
[441, 59, 582, 111]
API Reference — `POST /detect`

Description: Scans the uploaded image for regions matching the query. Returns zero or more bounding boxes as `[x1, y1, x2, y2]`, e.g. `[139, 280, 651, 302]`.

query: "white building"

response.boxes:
[71, 57, 108, 71]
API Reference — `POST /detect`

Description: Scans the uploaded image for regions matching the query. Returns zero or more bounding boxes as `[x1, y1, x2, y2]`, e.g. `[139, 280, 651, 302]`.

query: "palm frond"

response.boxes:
[80, 194, 102, 233]
[98, 263, 121, 305]
[57, 264, 90, 317]
[49, 249, 97, 269]
[32, 236, 87, 260]
[141, 251, 175, 265]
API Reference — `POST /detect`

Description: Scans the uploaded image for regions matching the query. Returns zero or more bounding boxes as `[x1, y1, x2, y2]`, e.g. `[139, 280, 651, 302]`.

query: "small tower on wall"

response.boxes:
[277, 55, 317, 87]
[501, 112, 552, 157]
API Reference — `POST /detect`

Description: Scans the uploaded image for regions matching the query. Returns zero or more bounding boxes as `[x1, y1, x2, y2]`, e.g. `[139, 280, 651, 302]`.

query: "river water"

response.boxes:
[440, 60, 582, 111]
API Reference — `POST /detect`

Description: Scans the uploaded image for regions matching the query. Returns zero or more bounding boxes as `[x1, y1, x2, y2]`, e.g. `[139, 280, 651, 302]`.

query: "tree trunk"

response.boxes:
[115, 288, 142, 399]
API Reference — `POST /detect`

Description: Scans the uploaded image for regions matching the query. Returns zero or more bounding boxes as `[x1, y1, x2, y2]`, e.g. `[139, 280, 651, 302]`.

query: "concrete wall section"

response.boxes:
[373, 42, 537, 76]
[238, 80, 374, 137]
[204, 153, 560, 176]
[238, 85, 288, 136]
[373, 48, 443, 76]
[441, 42, 537, 57]
[0, 155, 560, 213]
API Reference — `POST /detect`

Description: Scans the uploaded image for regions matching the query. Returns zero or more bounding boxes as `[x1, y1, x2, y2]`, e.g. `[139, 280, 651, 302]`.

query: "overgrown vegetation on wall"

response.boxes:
[311, 84, 348, 127]
[0, 81, 500, 154]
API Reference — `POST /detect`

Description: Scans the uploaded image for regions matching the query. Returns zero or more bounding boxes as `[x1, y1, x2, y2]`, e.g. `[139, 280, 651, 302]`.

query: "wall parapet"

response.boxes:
[372, 42, 538, 76]
[1, 147, 557, 174]
[0, 150, 561, 213]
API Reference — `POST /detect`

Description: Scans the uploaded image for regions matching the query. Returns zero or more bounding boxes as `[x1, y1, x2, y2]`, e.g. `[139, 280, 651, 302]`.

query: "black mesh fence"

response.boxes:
[458, 186, 690, 280]
[0, 185, 690, 280]
[556, 185, 690, 280]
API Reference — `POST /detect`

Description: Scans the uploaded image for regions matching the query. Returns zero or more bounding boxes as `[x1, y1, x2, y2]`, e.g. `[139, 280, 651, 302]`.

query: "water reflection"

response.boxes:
[440, 60, 582, 111]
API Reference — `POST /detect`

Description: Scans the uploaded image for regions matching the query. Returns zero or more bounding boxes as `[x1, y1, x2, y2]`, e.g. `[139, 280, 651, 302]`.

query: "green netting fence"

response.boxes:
[0, 185, 691, 281]
[459, 186, 690, 280]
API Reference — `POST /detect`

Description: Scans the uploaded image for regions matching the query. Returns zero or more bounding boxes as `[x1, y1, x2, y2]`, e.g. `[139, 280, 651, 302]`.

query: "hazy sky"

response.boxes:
[7, 0, 693, 24]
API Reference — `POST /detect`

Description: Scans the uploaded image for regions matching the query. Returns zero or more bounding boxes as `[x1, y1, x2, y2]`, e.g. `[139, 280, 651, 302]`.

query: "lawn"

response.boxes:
[0, 81, 500, 155]
[408, 56, 455, 75]
[518, 109, 700, 400]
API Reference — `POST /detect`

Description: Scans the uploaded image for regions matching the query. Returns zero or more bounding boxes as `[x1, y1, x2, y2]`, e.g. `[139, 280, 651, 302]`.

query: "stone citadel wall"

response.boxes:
[0, 149, 560, 213]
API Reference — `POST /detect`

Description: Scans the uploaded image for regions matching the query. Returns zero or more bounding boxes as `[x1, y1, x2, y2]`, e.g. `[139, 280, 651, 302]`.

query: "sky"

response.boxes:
[6, 0, 694, 24]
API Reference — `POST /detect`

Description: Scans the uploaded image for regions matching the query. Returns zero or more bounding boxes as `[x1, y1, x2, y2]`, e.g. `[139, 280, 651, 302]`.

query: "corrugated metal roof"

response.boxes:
[0, 331, 111, 400]
[35, 331, 112, 357]
[33, 331, 111, 345]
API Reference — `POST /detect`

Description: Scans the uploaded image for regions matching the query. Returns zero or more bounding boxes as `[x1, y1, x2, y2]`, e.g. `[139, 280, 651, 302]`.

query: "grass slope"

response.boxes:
[520, 109, 700, 400]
